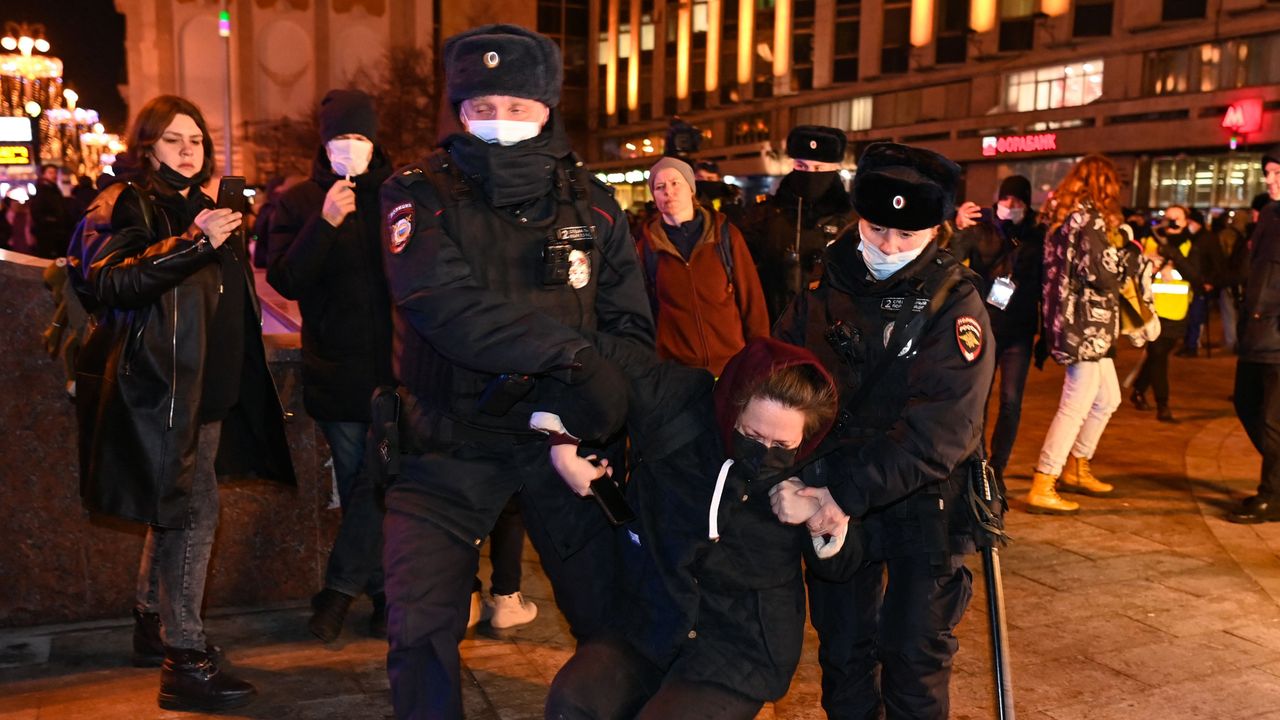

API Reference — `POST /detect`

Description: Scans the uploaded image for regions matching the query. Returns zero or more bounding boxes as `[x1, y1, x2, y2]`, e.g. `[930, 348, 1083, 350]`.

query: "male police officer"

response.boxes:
[744, 125, 855, 322]
[774, 143, 996, 719]
[378, 25, 653, 719]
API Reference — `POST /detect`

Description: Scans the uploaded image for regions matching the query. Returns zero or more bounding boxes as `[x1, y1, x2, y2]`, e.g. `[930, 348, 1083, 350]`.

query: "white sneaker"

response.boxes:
[485, 592, 538, 629]
[467, 590, 482, 629]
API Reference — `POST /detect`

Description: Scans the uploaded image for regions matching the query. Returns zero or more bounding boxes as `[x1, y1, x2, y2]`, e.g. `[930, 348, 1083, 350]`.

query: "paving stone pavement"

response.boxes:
[4, 342, 1279, 719]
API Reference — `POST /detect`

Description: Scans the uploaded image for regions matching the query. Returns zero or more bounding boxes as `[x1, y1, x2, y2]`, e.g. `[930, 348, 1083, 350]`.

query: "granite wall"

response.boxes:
[0, 251, 338, 629]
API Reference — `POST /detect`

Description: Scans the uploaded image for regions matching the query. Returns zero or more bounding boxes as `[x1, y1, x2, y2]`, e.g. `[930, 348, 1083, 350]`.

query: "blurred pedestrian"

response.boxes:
[636, 155, 769, 375]
[1025, 155, 1137, 514]
[28, 165, 78, 258]
[72, 94, 295, 711]
[266, 89, 395, 642]
[1226, 147, 1280, 524]
[1171, 208, 1220, 356]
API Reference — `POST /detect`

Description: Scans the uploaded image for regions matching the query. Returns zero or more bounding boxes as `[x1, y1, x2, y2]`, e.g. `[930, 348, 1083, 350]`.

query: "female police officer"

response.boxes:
[774, 142, 996, 719]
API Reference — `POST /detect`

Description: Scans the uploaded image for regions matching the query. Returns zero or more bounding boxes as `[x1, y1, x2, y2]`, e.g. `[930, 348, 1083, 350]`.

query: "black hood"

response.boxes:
[773, 171, 852, 222]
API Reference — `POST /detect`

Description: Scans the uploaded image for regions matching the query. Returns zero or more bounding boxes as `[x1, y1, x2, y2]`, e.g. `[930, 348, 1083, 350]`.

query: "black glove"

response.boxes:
[547, 347, 629, 443]
[1033, 336, 1049, 370]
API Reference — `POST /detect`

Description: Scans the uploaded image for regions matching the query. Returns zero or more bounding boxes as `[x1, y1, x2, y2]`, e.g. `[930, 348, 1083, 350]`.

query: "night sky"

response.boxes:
[5, 0, 127, 131]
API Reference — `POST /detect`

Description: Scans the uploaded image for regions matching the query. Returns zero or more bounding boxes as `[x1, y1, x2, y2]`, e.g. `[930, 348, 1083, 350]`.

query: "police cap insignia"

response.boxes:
[388, 202, 414, 255]
[484, 51, 500, 68]
[956, 316, 983, 363]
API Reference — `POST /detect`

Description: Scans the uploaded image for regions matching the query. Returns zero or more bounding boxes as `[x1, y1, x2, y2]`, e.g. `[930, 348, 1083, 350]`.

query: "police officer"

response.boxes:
[743, 125, 855, 322]
[774, 142, 996, 719]
[377, 25, 653, 719]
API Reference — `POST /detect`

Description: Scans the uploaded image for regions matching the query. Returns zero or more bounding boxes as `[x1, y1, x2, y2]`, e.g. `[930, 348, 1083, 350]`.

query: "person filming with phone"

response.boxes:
[71, 94, 295, 712]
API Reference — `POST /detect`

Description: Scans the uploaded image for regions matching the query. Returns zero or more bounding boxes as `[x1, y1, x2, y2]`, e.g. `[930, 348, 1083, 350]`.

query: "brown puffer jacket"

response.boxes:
[636, 206, 770, 375]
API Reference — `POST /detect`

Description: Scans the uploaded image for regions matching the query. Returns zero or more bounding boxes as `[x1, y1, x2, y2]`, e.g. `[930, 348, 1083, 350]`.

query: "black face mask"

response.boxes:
[731, 431, 798, 484]
[697, 180, 729, 200]
[154, 160, 201, 191]
[790, 170, 838, 201]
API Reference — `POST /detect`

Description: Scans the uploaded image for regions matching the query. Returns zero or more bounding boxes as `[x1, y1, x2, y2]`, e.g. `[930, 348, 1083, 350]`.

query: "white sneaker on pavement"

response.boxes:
[484, 592, 538, 629]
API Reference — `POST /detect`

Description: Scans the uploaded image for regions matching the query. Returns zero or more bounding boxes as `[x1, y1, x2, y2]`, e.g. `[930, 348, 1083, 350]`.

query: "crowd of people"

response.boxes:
[25, 20, 1277, 720]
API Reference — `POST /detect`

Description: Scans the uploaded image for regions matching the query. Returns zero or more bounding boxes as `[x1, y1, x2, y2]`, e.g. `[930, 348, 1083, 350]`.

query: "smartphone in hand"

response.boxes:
[216, 176, 246, 215]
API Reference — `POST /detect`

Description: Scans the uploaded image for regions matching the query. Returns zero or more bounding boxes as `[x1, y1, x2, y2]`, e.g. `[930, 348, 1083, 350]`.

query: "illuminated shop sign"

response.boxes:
[981, 133, 1058, 157]
[0, 145, 32, 165]
[0, 117, 33, 143]
[1222, 98, 1263, 134]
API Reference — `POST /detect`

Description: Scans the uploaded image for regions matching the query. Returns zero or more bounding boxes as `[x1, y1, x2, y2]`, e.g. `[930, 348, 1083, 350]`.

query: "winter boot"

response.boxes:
[132, 607, 223, 668]
[1059, 455, 1114, 496]
[157, 647, 256, 712]
[1129, 389, 1151, 411]
[308, 588, 354, 643]
[1156, 404, 1178, 423]
[1024, 471, 1080, 514]
[484, 592, 538, 630]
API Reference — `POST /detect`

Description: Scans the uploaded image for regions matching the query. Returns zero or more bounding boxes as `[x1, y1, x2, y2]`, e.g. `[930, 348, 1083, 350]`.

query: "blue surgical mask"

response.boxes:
[858, 237, 928, 281]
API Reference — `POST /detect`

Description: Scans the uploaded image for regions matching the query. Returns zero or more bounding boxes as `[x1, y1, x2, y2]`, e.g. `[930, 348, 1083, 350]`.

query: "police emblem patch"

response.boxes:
[388, 202, 414, 254]
[568, 249, 591, 289]
[956, 316, 983, 363]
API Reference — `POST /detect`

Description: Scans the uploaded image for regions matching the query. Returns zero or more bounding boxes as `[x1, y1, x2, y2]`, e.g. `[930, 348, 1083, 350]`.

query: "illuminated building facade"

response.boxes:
[582, 0, 1280, 208]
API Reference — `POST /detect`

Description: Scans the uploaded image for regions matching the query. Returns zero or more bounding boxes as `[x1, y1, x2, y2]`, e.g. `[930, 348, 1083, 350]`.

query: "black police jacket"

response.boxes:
[743, 172, 856, 322]
[266, 147, 395, 422]
[1241, 202, 1280, 364]
[74, 182, 295, 528]
[378, 128, 654, 546]
[775, 235, 995, 557]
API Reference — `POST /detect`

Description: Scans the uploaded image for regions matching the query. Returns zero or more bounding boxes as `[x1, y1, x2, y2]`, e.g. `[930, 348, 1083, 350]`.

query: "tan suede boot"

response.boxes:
[1024, 471, 1080, 514]
[1059, 455, 1114, 496]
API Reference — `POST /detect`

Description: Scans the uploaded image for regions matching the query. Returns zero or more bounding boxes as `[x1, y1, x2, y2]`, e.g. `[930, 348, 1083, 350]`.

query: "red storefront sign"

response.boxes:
[1222, 98, 1263, 134]
[981, 133, 1058, 157]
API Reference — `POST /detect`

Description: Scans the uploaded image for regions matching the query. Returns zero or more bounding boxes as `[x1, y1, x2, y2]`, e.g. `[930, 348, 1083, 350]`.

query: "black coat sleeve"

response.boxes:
[265, 183, 339, 300]
[825, 287, 997, 518]
[80, 185, 218, 310]
[588, 191, 656, 348]
[380, 174, 593, 377]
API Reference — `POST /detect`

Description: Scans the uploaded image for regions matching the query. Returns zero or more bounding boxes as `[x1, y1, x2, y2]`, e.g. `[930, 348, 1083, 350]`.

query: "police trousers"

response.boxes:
[807, 553, 973, 720]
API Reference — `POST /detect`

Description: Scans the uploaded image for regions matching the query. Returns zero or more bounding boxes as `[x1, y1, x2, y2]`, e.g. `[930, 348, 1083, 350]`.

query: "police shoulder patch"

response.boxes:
[955, 316, 983, 363]
[388, 202, 414, 255]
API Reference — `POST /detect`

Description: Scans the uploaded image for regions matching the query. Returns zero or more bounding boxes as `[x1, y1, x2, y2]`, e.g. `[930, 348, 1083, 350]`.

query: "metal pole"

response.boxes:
[222, 0, 233, 175]
[984, 546, 1016, 720]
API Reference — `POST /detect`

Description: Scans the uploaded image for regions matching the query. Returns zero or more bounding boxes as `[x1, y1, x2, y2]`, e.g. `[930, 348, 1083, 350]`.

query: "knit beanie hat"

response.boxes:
[317, 89, 378, 143]
[997, 175, 1032, 207]
[649, 156, 697, 194]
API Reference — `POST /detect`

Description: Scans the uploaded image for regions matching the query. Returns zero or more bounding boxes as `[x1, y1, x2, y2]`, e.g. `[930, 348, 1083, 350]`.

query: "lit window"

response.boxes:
[1002, 59, 1104, 112]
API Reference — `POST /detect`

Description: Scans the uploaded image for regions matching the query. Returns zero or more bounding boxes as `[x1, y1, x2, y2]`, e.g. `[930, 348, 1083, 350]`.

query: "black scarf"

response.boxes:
[445, 112, 574, 208]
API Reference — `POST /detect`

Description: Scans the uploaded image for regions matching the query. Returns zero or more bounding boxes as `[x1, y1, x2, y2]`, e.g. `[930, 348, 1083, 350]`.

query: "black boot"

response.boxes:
[158, 647, 256, 712]
[308, 588, 354, 643]
[1227, 495, 1280, 524]
[369, 593, 387, 639]
[132, 608, 224, 668]
[1129, 389, 1151, 411]
[1156, 404, 1177, 423]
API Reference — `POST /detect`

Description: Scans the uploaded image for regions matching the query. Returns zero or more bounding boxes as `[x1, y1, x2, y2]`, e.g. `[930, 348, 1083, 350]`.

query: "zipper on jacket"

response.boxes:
[152, 242, 202, 266]
[169, 286, 178, 429]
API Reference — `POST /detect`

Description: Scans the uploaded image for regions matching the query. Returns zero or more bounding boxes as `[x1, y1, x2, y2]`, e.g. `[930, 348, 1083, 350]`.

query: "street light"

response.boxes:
[24, 100, 41, 117]
[63, 88, 78, 111]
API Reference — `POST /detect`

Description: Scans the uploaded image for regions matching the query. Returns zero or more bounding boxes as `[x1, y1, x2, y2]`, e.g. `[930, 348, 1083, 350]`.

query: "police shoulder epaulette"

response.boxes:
[585, 173, 616, 197]
[392, 165, 427, 187]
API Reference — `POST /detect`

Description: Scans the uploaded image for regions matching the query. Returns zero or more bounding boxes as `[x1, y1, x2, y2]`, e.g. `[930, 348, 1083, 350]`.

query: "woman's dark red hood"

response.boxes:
[712, 338, 837, 461]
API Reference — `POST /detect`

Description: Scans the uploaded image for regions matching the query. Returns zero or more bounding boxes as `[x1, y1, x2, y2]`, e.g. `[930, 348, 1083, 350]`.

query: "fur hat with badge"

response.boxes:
[443, 24, 563, 108]
[852, 142, 962, 231]
[787, 125, 847, 164]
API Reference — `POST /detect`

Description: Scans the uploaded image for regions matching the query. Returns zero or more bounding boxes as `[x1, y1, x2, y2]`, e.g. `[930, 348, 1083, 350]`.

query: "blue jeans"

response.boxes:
[319, 421, 385, 598]
[986, 338, 1033, 475]
[136, 422, 221, 650]
[1184, 294, 1209, 350]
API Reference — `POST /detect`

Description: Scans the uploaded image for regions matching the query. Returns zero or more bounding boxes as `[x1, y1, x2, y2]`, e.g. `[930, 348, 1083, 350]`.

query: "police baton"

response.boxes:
[969, 460, 1015, 719]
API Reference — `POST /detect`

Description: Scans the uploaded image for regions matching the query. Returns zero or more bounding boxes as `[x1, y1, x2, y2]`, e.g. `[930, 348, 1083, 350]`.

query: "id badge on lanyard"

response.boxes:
[987, 276, 1016, 310]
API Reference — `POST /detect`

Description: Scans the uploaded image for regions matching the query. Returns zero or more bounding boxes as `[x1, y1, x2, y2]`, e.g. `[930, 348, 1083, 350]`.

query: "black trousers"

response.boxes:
[1234, 361, 1280, 500]
[383, 461, 617, 720]
[545, 635, 763, 720]
[807, 553, 973, 720]
[488, 495, 526, 596]
[1134, 319, 1185, 405]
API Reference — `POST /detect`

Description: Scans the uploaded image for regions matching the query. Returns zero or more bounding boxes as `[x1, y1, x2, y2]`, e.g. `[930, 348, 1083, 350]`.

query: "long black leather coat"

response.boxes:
[74, 182, 295, 529]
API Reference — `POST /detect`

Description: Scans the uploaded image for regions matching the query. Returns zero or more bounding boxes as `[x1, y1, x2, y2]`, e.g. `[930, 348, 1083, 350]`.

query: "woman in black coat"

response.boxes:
[73, 95, 294, 712]
[543, 337, 859, 719]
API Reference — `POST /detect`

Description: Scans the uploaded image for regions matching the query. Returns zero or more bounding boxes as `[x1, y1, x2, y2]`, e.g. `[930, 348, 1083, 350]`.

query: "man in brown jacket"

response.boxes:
[636, 156, 769, 375]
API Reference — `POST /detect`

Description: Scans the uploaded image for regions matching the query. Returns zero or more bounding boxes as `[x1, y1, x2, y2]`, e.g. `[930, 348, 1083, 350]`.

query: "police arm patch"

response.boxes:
[388, 202, 414, 255]
[956, 316, 983, 363]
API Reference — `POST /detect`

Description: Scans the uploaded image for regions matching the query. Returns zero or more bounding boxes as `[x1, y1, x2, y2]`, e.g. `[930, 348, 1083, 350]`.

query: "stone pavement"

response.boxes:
[3, 343, 1280, 720]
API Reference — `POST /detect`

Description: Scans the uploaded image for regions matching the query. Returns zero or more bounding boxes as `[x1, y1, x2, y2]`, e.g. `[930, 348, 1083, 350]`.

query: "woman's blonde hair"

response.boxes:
[1039, 154, 1124, 235]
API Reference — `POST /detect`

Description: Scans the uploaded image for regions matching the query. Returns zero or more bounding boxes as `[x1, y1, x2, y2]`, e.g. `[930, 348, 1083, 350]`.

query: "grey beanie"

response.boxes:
[649, 156, 696, 193]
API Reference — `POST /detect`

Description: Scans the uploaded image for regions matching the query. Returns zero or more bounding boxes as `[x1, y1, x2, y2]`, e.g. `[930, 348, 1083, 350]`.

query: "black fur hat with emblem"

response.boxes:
[443, 24, 564, 109]
[786, 125, 847, 164]
[852, 142, 962, 231]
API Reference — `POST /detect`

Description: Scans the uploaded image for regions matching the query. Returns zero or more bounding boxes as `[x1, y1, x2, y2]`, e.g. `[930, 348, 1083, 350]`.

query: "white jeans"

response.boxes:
[1037, 358, 1121, 477]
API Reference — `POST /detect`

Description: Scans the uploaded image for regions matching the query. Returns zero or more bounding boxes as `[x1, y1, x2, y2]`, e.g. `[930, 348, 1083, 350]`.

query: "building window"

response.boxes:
[791, 0, 816, 90]
[1072, 0, 1113, 38]
[832, 0, 860, 82]
[881, 0, 910, 74]
[728, 113, 771, 146]
[1143, 34, 1280, 96]
[999, 0, 1034, 53]
[1162, 0, 1206, 21]
[1149, 154, 1263, 209]
[1002, 59, 1104, 112]
[935, 0, 969, 65]
[795, 96, 872, 131]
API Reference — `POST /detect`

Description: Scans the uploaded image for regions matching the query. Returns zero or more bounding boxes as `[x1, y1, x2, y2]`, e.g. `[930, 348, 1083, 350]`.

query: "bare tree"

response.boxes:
[245, 115, 319, 181]
[350, 45, 438, 166]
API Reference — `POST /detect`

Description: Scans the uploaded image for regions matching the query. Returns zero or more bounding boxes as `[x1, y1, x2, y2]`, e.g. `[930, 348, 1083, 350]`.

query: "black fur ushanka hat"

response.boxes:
[444, 24, 563, 108]
[852, 142, 962, 231]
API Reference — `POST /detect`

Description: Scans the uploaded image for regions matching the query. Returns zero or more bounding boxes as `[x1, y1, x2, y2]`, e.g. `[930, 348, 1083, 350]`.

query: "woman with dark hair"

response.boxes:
[72, 95, 295, 712]
[1024, 154, 1137, 513]
[544, 337, 858, 719]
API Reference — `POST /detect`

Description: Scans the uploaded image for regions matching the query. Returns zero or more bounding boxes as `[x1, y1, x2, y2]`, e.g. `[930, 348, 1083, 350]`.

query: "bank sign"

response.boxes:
[981, 133, 1058, 157]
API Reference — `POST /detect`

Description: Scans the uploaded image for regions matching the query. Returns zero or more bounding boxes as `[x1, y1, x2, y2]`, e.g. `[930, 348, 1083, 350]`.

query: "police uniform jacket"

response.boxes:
[379, 122, 654, 547]
[1241, 201, 1280, 364]
[775, 235, 995, 558]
